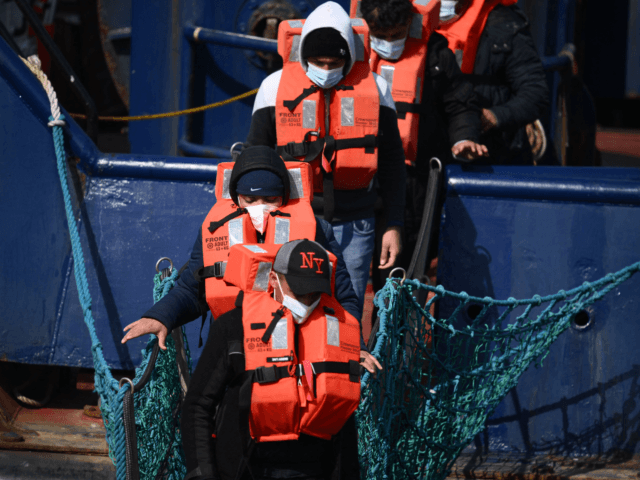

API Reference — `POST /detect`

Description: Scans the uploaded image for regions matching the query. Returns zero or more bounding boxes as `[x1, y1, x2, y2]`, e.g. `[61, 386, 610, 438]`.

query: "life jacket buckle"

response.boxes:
[213, 261, 226, 278]
[254, 365, 278, 384]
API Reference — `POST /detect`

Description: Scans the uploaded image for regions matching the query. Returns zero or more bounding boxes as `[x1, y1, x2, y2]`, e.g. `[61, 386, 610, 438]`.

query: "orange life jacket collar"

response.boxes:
[436, 0, 517, 74]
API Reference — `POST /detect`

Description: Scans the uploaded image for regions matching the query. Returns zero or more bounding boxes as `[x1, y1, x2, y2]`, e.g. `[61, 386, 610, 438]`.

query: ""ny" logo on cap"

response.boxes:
[300, 252, 325, 274]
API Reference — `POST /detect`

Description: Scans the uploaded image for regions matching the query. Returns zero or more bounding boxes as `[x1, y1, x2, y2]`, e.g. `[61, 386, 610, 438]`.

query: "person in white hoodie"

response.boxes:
[245, 1, 406, 319]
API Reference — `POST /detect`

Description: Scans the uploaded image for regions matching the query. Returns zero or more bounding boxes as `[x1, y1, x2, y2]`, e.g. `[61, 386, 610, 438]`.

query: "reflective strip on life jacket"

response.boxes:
[352, 0, 441, 165]
[202, 162, 316, 320]
[436, 0, 518, 74]
[275, 19, 380, 192]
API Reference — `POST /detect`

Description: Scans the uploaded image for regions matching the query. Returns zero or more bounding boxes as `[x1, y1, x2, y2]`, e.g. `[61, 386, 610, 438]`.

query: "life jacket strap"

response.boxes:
[283, 85, 319, 112]
[251, 360, 360, 385]
[277, 134, 378, 163]
[278, 137, 325, 163]
[395, 101, 421, 120]
[198, 261, 227, 280]
[323, 172, 335, 223]
[269, 210, 291, 218]
[261, 307, 286, 344]
[282, 84, 354, 113]
[208, 208, 245, 234]
[322, 134, 378, 161]
[253, 364, 291, 384]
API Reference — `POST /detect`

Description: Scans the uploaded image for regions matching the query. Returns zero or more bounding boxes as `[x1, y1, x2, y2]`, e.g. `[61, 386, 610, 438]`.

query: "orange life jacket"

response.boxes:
[436, 0, 518, 74]
[350, 0, 441, 165]
[201, 162, 316, 320]
[275, 19, 380, 193]
[224, 244, 361, 442]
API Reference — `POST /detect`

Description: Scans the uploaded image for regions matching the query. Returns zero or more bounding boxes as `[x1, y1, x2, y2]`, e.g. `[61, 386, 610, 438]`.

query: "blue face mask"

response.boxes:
[371, 35, 407, 61]
[306, 62, 344, 89]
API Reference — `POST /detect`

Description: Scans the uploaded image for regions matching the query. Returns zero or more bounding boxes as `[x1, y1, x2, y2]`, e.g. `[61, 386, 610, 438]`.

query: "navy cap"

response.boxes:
[236, 170, 285, 197]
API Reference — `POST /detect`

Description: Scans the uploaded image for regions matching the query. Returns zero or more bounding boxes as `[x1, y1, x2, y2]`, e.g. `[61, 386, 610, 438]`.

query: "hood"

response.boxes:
[299, 1, 356, 76]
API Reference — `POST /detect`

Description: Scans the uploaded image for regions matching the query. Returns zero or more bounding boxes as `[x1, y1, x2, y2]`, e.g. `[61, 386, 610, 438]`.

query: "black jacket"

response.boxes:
[414, 32, 482, 171]
[143, 217, 365, 349]
[181, 302, 361, 480]
[468, 4, 549, 165]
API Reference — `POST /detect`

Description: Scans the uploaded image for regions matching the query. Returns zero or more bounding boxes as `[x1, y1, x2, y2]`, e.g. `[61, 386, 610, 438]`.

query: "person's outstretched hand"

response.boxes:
[360, 350, 382, 374]
[451, 140, 489, 161]
[379, 226, 402, 269]
[122, 318, 169, 350]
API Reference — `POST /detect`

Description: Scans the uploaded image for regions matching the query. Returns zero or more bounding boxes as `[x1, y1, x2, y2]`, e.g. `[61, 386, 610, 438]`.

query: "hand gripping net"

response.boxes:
[356, 262, 640, 480]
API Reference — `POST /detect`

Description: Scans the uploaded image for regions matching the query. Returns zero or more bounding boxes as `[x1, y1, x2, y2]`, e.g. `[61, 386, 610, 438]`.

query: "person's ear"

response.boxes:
[269, 270, 279, 291]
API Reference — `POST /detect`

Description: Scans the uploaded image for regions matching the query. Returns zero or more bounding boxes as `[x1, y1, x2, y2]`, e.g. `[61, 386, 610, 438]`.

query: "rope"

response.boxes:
[23, 53, 191, 480]
[69, 88, 259, 122]
[20, 56, 65, 127]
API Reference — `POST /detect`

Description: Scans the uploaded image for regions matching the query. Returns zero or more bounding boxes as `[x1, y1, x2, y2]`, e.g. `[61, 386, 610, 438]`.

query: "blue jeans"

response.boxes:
[330, 217, 375, 317]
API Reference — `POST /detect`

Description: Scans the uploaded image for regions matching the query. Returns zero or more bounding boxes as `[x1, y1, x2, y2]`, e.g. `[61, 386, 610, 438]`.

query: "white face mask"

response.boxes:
[440, 0, 459, 22]
[371, 35, 407, 61]
[245, 204, 277, 234]
[275, 274, 321, 325]
[306, 62, 344, 89]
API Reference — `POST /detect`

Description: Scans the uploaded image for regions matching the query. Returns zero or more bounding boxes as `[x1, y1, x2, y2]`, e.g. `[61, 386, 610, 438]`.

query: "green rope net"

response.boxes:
[99, 270, 192, 480]
[356, 261, 640, 480]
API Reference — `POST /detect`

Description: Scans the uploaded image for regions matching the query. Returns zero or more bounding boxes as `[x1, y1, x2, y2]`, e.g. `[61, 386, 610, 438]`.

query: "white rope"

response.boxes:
[20, 54, 66, 127]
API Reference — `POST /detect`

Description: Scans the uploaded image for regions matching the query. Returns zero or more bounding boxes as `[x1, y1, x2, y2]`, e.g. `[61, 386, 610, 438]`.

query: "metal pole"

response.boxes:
[184, 24, 278, 53]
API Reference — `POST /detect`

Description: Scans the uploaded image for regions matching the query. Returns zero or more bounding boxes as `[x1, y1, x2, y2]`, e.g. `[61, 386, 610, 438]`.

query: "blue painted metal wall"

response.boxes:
[127, 0, 350, 158]
[0, 38, 216, 369]
[438, 165, 640, 456]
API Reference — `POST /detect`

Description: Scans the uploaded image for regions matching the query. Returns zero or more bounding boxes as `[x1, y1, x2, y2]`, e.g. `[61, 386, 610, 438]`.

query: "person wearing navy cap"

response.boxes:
[122, 146, 381, 372]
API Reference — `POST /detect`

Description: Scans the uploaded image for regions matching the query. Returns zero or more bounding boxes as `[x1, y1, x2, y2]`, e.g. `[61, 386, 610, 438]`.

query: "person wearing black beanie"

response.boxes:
[302, 27, 351, 74]
[246, 2, 407, 324]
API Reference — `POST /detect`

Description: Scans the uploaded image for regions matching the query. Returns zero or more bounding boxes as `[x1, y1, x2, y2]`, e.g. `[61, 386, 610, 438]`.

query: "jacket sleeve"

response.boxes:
[141, 231, 205, 332]
[244, 106, 277, 149]
[377, 105, 407, 227]
[428, 33, 482, 145]
[244, 71, 280, 149]
[181, 313, 238, 480]
[314, 219, 368, 351]
[489, 20, 549, 129]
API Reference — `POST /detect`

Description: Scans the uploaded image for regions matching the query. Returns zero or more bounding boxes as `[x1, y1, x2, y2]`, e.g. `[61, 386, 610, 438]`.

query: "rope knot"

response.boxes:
[27, 55, 42, 69]
[48, 118, 66, 127]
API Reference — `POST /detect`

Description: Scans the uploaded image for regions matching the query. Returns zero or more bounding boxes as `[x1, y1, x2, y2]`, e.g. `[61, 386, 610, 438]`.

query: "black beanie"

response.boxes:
[302, 27, 350, 60]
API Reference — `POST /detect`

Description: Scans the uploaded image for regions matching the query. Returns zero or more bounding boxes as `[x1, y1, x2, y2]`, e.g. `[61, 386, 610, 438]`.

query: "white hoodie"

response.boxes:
[252, 1, 395, 114]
